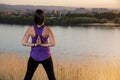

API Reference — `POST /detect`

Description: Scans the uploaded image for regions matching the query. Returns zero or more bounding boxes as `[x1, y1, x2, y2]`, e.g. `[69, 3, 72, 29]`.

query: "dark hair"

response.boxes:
[34, 9, 45, 25]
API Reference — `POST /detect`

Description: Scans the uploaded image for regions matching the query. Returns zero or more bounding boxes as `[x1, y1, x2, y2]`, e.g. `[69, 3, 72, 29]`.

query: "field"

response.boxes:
[0, 52, 120, 80]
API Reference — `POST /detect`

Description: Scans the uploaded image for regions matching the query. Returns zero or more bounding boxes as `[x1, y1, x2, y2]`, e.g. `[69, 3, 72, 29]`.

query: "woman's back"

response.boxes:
[30, 25, 50, 61]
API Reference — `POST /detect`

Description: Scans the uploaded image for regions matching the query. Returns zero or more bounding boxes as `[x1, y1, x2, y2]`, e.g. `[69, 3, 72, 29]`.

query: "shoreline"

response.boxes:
[0, 23, 120, 27]
[76, 23, 120, 27]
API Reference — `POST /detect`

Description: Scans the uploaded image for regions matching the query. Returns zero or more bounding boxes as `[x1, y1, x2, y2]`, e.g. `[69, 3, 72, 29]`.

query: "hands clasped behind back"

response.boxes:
[36, 36, 41, 46]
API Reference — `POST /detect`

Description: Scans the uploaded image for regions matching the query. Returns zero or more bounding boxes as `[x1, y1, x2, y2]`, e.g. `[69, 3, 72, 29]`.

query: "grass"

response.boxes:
[0, 52, 120, 80]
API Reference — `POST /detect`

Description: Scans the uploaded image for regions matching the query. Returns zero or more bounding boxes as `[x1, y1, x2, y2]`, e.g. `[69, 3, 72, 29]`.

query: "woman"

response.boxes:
[22, 9, 56, 80]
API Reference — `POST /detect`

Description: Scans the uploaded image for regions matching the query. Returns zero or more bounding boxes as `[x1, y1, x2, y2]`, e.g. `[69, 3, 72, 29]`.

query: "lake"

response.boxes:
[0, 24, 120, 63]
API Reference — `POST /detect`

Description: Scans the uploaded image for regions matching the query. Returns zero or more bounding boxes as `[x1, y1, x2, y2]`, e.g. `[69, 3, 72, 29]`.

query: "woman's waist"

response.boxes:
[31, 46, 50, 51]
[30, 48, 50, 55]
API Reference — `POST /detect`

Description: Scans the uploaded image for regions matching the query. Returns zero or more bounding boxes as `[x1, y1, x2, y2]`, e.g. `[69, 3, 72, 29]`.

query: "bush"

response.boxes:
[99, 18, 108, 23]
[69, 17, 99, 24]
[113, 18, 120, 24]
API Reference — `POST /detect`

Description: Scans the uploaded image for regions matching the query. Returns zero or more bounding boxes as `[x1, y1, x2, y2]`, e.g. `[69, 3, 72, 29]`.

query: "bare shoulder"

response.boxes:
[26, 26, 34, 32]
[28, 26, 34, 31]
[44, 26, 52, 33]
[24, 26, 34, 36]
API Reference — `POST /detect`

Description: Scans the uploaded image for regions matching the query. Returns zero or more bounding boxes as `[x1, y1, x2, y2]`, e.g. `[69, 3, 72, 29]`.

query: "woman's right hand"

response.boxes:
[36, 36, 41, 46]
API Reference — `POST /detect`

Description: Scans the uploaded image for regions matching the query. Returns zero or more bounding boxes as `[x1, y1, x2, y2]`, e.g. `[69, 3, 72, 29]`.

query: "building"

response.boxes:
[91, 8, 110, 13]
[73, 8, 90, 13]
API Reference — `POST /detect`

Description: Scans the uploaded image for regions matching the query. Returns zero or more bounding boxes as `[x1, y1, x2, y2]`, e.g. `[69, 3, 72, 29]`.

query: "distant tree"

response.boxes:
[94, 12, 118, 20]
[114, 18, 120, 24]
[99, 18, 108, 23]
[65, 13, 94, 18]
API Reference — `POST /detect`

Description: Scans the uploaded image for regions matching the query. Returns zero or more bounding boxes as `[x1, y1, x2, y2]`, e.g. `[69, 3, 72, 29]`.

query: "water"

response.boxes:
[0, 24, 120, 62]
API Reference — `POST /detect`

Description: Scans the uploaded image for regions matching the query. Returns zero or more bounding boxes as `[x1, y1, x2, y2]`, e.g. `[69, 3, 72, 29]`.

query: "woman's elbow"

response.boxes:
[22, 42, 26, 46]
[22, 43, 26, 46]
[51, 42, 55, 46]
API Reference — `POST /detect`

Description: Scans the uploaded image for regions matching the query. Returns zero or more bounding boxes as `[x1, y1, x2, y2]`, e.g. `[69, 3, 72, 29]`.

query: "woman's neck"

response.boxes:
[36, 23, 44, 28]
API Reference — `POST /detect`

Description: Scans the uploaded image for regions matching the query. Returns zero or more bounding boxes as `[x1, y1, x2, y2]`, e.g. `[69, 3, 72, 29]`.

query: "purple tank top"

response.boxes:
[30, 25, 50, 61]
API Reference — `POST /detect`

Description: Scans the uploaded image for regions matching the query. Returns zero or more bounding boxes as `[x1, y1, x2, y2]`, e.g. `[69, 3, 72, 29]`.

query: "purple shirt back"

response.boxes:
[30, 25, 50, 61]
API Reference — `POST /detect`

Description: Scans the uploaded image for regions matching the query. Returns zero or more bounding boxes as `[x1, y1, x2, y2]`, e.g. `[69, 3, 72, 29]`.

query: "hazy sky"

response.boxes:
[0, 0, 120, 8]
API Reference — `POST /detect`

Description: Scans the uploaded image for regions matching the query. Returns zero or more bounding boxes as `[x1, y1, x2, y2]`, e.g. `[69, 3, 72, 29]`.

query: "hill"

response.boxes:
[0, 4, 75, 11]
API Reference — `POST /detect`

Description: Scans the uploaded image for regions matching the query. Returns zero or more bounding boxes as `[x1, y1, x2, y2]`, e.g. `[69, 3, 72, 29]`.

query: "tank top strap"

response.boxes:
[33, 25, 45, 36]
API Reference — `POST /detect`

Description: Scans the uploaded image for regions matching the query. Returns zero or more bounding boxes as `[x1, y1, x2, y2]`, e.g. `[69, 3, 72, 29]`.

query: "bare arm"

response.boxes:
[22, 27, 35, 47]
[40, 27, 55, 47]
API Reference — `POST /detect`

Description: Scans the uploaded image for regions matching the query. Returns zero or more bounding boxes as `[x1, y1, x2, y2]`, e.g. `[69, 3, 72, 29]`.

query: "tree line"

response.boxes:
[0, 11, 120, 25]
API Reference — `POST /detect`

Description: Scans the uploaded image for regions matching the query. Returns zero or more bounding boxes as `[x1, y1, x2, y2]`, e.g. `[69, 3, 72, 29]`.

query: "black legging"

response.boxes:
[24, 56, 56, 80]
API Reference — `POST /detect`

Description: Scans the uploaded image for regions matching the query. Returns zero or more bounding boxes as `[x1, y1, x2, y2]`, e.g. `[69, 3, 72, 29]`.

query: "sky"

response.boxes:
[0, 0, 120, 8]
